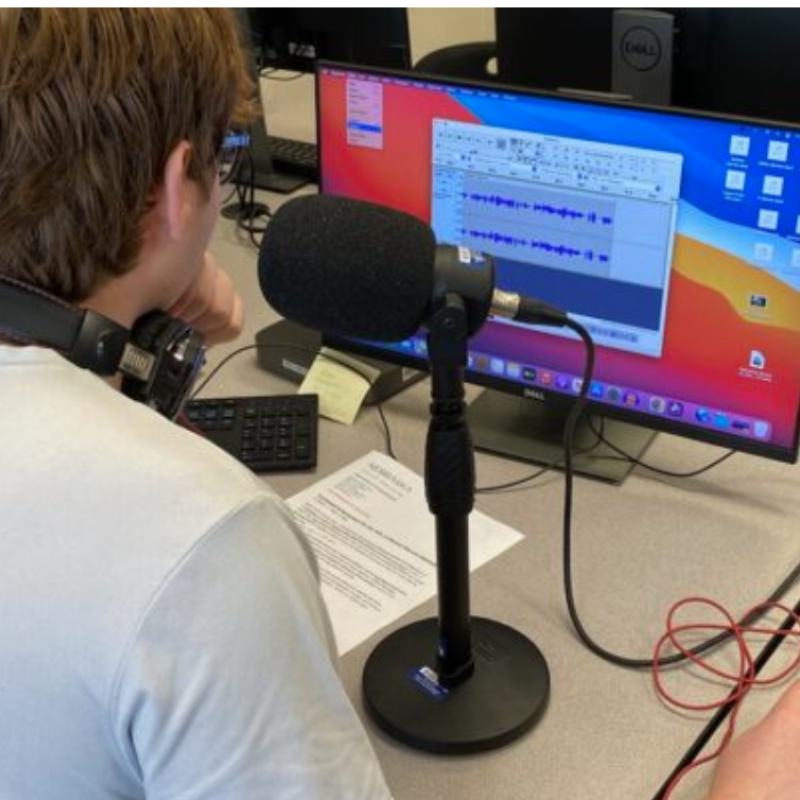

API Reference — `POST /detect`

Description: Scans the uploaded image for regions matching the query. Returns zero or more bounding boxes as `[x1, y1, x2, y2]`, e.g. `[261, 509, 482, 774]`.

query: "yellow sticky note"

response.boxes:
[299, 347, 380, 425]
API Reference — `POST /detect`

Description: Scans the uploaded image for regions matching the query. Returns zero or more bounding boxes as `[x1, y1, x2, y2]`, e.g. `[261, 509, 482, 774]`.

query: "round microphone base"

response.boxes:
[362, 617, 549, 754]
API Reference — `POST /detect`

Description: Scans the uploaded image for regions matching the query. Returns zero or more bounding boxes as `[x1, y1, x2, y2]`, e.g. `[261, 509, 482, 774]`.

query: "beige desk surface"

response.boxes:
[205, 196, 800, 800]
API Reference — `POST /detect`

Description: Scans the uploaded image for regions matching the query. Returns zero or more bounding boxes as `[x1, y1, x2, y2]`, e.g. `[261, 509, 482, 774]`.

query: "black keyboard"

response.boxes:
[268, 135, 319, 178]
[185, 394, 318, 473]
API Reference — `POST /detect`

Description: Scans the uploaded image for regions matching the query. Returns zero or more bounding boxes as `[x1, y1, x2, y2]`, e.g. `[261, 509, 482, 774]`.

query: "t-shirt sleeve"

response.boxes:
[109, 492, 391, 800]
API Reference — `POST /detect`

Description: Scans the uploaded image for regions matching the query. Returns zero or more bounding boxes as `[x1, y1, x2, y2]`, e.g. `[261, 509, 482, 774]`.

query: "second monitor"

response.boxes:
[496, 8, 800, 124]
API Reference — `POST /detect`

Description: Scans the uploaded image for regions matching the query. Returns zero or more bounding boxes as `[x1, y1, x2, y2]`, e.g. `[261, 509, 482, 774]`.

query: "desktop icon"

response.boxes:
[732, 420, 751, 432]
[749, 350, 767, 370]
[753, 421, 771, 439]
[749, 294, 768, 310]
[572, 377, 583, 393]
[667, 401, 684, 417]
[522, 367, 537, 382]
[695, 408, 712, 424]
[714, 412, 730, 429]
[490, 358, 505, 375]
[622, 391, 640, 407]
[506, 362, 522, 379]
[590, 382, 604, 399]
[649, 396, 666, 413]
[606, 387, 621, 403]
[556, 374, 571, 390]
[540, 371, 553, 386]
[730, 134, 750, 157]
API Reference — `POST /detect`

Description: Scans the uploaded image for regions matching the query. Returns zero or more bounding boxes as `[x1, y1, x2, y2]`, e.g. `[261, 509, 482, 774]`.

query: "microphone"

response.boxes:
[258, 195, 567, 342]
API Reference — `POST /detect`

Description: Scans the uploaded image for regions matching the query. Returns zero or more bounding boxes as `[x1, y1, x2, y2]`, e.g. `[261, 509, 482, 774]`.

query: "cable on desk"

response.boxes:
[221, 148, 272, 249]
[559, 320, 800, 670]
[475, 422, 604, 494]
[219, 135, 246, 188]
[188, 341, 397, 460]
[477, 414, 734, 495]
[586, 416, 737, 478]
[650, 595, 800, 800]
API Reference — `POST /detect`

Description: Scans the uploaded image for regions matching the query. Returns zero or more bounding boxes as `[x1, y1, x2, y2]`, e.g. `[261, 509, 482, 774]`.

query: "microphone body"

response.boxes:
[259, 195, 568, 342]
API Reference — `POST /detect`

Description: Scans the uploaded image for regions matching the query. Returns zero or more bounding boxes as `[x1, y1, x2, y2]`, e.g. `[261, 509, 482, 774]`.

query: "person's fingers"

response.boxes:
[167, 254, 244, 345]
[201, 291, 244, 345]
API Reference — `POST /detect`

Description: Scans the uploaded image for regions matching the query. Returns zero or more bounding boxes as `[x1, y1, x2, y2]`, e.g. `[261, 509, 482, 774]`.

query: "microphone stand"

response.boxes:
[362, 293, 550, 753]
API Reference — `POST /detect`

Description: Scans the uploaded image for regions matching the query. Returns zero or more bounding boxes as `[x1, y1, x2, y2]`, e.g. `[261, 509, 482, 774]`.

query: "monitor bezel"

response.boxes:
[315, 60, 800, 464]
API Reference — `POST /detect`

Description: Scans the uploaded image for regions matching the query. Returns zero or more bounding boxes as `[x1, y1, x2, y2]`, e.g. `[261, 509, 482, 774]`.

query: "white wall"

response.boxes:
[407, 8, 495, 65]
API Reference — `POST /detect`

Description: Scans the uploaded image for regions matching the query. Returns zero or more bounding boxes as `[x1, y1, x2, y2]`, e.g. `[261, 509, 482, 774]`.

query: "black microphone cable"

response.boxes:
[556, 318, 800, 670]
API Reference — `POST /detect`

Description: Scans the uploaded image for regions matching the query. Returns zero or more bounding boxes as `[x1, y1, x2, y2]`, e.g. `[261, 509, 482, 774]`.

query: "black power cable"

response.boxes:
[587, 416, 737, 479]
[475, 422, 604, 494]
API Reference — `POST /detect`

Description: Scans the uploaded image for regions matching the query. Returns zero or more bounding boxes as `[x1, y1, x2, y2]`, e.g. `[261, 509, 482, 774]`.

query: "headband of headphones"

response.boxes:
[0, 274, 205, 419]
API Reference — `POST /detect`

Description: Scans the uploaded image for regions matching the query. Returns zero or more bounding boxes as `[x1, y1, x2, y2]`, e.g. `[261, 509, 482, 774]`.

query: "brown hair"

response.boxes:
[0, 9, 254, 301]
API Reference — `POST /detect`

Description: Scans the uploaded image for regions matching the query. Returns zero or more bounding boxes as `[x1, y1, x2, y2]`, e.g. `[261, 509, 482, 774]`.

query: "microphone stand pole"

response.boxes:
[362, 294, 550, 754]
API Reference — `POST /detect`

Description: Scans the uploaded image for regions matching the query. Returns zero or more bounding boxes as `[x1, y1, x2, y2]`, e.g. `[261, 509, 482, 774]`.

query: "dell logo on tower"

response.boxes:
[620, 26, 662, 72]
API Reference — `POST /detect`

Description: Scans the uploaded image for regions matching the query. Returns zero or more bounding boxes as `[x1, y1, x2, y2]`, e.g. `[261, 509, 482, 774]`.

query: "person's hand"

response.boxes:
[703, 680, 800, 800]
[167, 252, 244, 345]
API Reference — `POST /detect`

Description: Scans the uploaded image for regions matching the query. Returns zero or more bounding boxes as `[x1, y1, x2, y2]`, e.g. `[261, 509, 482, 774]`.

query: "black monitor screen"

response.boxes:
[496, 8, 800, 124]
[245, 9, 410, 72]
[317, 63, 800, 464]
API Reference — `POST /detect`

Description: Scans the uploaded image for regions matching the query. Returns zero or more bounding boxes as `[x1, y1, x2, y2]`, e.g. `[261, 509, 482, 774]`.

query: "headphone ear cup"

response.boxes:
[122, 311, 205, 419]
[130, 311, 183, 352]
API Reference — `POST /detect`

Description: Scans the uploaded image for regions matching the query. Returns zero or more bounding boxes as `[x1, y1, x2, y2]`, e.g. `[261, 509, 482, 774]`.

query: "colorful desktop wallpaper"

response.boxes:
[318, 66, 800, 455]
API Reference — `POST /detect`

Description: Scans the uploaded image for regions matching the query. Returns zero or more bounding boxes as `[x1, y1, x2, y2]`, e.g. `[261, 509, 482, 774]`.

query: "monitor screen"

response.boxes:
[245, 9, 410, 73]
[317, 63, 800, 465]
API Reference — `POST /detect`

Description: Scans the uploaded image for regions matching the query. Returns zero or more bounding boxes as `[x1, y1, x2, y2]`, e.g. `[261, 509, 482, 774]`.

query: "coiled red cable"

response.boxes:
[652, 597, 800, 799]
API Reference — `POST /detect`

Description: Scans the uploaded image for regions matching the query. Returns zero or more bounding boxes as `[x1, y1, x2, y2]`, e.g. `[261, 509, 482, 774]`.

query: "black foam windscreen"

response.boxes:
[258, 195, 437, 341]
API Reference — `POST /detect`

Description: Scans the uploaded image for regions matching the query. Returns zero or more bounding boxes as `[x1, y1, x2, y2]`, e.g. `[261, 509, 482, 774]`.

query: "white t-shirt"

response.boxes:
[0, 346, 391, 800]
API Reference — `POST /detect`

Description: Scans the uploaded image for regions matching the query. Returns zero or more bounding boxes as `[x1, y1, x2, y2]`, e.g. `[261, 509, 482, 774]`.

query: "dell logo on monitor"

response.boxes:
[524, 388, 546, 402]
[620, 26, 662, 72]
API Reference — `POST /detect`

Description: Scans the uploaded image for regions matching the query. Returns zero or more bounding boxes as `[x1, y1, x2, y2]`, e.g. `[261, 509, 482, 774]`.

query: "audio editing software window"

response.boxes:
[431, 119, 683, 358]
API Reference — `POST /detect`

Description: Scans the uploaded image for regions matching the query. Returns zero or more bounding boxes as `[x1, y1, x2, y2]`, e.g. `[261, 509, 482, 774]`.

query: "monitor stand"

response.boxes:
[467, 390, 657, 485]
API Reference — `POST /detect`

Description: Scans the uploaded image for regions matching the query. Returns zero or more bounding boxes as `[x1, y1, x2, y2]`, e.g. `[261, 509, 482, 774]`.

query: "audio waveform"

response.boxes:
[465, 229, 610, 263]
[464, 192, 613, 225]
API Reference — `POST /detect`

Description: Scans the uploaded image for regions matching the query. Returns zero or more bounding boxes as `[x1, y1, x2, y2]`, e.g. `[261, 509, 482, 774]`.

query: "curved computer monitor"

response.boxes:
[316, 62, 800, 480]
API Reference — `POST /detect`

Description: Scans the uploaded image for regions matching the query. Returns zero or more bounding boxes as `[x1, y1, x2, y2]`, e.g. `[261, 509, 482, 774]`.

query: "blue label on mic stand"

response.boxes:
[408, 665, 450, 701]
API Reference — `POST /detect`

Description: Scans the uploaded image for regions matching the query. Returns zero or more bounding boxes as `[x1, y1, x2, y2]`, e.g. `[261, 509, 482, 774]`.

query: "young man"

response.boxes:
[0, 10, 390, 799]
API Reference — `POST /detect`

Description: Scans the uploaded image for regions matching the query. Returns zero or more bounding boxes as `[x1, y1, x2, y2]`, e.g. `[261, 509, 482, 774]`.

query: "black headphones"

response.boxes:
[0, 274, 205, 419]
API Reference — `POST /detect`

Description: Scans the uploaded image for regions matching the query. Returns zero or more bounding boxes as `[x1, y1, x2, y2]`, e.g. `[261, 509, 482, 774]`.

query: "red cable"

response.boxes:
[652, 597, 800, 799]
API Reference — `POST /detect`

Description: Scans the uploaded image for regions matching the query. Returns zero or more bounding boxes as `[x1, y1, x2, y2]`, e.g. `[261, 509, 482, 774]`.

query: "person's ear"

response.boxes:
[159, 140, 195, 241]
